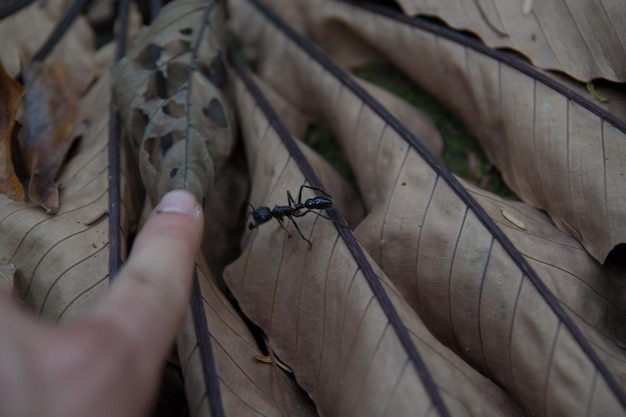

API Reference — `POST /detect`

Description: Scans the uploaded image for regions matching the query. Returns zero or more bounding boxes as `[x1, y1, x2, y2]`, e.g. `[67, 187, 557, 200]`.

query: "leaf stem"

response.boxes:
[108, 0, 130, 279]
[230, 47, 453, 417]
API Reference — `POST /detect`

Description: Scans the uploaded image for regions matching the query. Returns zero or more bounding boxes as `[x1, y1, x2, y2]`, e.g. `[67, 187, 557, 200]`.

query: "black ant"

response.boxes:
[246, 185, 333, 249]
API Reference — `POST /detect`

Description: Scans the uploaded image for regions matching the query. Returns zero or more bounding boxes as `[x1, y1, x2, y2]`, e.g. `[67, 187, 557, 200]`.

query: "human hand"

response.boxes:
[0, 190, 204, 417]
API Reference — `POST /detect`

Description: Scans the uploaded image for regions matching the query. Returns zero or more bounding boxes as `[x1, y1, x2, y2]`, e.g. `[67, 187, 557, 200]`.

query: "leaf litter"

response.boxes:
[1, 0, 626, 416]
[21, 61, 79, 214]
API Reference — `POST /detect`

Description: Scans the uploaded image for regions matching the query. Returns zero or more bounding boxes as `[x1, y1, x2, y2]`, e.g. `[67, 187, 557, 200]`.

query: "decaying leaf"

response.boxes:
[112, 0, 234, 206]
[223, 57, 522, 417]
[263, 0, 626, 263]
[0, 66, 141, 321]
[229, 0, 626, 415]
[0, 62, 25, 202]
[21, 61, 79, 214]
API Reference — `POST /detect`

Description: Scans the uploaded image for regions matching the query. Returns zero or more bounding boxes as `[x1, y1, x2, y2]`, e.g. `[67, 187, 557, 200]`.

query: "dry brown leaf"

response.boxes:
[391, 0, 626, 83]
[0, 67, 141, 320]
[228, 0, 626, 414]
[0, 263, 17, 292]
[0, 62, 25, 202]
[466, 183, 626, 348]
[269, 0, 626, 263]
[222, 59, 523, 417]
[112, 0, 234, 206]
[0, 0, 100, 94]
[177, 256, 320, 417]
[20, 61, 78, 214]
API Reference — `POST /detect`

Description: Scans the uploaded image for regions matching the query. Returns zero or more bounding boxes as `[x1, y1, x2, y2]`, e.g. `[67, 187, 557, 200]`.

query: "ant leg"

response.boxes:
[297, 184, 305, 205]
[287, 190, 297, 207]
[289, 217, 313, 249]
[275, 217, 292, 237]
[293, 209, 332, 220]
[300, 184, 331, 198]
[310, 210, 332, 220]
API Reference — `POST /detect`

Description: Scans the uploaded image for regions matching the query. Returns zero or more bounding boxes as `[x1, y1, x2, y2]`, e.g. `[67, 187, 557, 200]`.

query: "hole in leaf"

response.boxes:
[203, 98, 228, 128]
[134, 43, 161, 71]
[179, 27, 193, 36]
[162, 39, 191, 58]
[160, 132, 174, 155]
[165, 61, 188, 95]
[162, 100, 185, 118]
[202, 53, 227, 89]
[154, 69, 167, 99]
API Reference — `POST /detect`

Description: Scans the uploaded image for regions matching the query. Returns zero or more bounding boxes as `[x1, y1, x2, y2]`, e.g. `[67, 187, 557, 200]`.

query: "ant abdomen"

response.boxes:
[305, 196, 332, 210]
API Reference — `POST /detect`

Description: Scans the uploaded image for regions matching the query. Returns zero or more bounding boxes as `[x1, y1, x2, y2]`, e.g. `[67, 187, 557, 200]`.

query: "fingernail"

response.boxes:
[154, 190, 201, 217]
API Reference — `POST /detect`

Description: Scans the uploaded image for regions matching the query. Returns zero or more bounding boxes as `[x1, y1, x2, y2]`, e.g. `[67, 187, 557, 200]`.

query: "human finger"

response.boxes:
[91, 190, 203, 367]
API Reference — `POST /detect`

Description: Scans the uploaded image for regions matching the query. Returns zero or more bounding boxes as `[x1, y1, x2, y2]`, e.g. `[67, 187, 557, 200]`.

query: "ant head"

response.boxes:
[248, 206, 272, 229]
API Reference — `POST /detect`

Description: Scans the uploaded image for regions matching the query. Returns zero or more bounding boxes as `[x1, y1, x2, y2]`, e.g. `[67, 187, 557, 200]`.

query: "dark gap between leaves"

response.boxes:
[352, 61, 515, 198]
[304, 123, 359, 191]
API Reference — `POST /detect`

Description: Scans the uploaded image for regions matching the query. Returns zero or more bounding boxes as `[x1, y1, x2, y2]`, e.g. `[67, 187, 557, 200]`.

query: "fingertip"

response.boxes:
[131, 190, 204, 257]
[154, 190, 203, 218]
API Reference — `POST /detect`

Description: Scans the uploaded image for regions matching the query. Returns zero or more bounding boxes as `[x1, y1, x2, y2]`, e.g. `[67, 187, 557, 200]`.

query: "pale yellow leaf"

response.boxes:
[500, 208, 526, 230]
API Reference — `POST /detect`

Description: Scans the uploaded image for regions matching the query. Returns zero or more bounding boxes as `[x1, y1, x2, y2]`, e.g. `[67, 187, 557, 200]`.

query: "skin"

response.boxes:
[0, 190, 204, 417]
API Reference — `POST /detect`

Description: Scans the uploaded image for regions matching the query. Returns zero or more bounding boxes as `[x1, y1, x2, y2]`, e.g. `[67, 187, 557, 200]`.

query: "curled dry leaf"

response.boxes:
[0, 0, 100, 94]
[177, 256, 319, 417]
[271, 0, 626, 263]
[21, 61, 79, 214]
[0, 69, 141, 321]
[0, 62, 25, 202]
[229, 0, 626, 415]
[392, 0, 626, 83]
[222, 55, 523, 417]
[112, 0, 234, 206]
